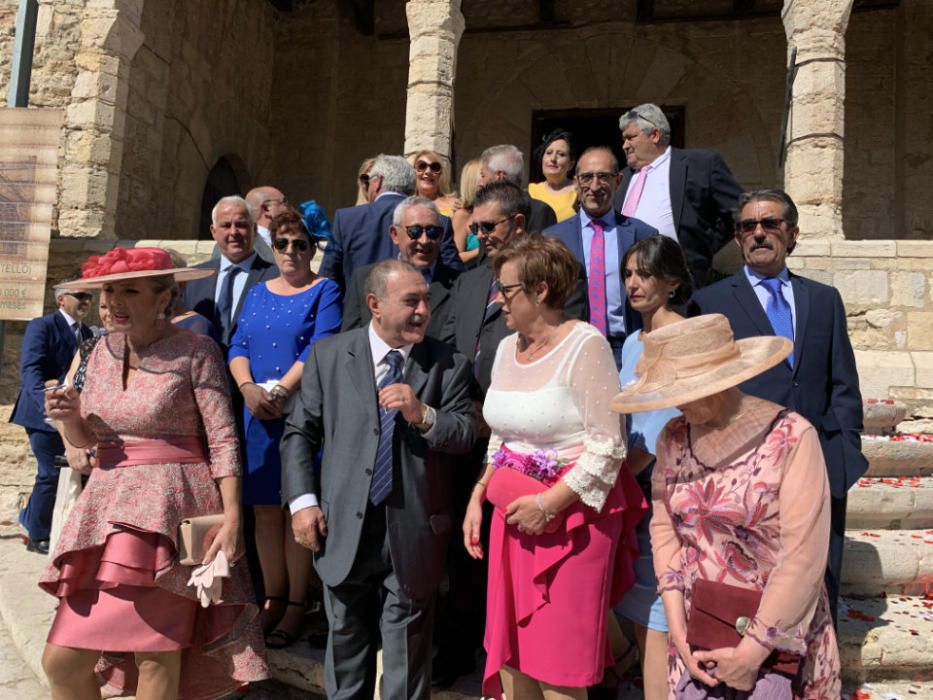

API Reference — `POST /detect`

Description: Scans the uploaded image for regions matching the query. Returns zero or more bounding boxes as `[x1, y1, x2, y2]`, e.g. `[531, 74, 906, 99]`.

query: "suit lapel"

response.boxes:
[466, 265, 496, 338]
[405, 342, 431, 398]
[789, 273, 809, 374]
[731, 272, 774, 337]
[669, 148, 687, 236]
[612, 211, 633, 262]
[567, 217, 586, 261]
[53, 312, 77, 355]
[345, 332, 379, 418]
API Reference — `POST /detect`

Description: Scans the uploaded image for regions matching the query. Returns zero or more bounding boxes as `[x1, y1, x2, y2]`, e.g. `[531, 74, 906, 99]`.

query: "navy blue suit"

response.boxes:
[689, 269, 867, 619]
[11, 311, 93, 541]
[318, 192, 463, 291]
[544, 211, 658, 351]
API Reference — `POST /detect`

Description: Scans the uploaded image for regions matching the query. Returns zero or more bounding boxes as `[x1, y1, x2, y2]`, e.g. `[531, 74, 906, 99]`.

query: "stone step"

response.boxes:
[847, 477, 933, 530]
[844, 679, 933, 699]
[864, 439, 933, 477]
[838, 595, 933, 683]
[842, 530, 933, 596]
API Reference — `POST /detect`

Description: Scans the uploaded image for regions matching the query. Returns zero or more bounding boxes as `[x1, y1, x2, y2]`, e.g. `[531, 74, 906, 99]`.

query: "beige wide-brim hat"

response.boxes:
[54, 247, 215, 291]
[610, 314, 792, 414]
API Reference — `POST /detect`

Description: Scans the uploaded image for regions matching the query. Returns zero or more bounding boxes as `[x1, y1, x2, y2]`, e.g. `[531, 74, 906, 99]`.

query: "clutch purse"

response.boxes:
[486, 468, 563, 534]
[686, 578, 802, 678]
[177, 514, 224, 566]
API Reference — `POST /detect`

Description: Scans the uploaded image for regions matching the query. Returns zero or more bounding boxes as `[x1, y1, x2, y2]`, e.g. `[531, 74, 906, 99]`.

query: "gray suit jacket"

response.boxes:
[280, 328, 476, 600]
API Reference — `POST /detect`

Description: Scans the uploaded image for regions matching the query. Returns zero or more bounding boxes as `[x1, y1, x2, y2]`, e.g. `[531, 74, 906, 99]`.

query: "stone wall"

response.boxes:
[789, 238, 933, 432]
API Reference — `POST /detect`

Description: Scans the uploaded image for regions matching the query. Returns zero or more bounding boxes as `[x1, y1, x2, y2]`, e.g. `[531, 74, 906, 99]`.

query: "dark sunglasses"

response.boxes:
[403, 225, 443, 240]
[272, 237, 311, 253]
[65, 292, 93, 302]
[624, 109, 659, 130]
[469, 215, 515, 236]
[359, 174, 370, 187]
[415, 160, 442, 173]
[736, 217, 786, 235]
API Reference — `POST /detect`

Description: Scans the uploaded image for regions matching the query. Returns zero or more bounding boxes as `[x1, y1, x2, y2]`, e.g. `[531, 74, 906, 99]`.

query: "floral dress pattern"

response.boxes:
[651, 410, 841, 699]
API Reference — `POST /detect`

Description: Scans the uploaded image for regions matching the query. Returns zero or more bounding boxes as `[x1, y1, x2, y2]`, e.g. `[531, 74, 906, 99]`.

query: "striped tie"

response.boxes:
[588, 219, 608, 336]
[369, 350, 405, 505]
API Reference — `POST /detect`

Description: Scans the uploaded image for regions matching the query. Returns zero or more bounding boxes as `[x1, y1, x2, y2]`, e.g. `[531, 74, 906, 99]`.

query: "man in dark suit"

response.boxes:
[185, 195, 279, 352]
[479, 144, 558, 233]
[319, 155, 462, 292]
[612, 103, 742, 287]
[545, 146, 658, 369]
[11, 285, 94, 554]
[342, 195, 460, 338]
[282, 259, 476, 700]
[689, 188, 867, 621]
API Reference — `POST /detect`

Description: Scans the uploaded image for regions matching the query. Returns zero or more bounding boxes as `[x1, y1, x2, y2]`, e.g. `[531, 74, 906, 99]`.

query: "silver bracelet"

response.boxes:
[535, 493, 556, 522]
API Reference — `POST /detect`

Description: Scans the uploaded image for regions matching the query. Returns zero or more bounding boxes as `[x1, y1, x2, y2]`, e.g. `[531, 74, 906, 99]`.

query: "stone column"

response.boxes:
[781, 0, 854, 239]
[403, 0, 465, 160]
[57, 0, 144, 239]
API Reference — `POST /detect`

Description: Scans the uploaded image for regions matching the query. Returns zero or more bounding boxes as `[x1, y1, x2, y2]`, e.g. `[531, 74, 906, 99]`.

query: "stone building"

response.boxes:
[0, 0, 931, 498]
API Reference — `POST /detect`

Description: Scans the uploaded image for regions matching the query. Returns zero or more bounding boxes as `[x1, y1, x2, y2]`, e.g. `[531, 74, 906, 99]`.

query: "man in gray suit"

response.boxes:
[281, 259, 476, 700]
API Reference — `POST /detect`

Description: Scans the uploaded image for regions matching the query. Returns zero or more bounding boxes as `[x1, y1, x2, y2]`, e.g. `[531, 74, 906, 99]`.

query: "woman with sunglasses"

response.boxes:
[528, 129, 577, 223]
[229, 207, 342, 649]
[411, 150, 460, 217]
[355, 157, 376, 206]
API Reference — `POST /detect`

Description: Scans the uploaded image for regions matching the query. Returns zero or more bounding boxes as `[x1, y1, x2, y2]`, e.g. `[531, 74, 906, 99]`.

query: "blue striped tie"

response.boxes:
[369, 350, 405, 505]
[760, 277, 795, 367]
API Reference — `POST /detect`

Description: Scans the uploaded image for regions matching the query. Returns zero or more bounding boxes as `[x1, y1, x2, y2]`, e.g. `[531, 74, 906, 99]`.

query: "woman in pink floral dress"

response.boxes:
[40, 247, 268, 700]
[611, 314, 840, 699]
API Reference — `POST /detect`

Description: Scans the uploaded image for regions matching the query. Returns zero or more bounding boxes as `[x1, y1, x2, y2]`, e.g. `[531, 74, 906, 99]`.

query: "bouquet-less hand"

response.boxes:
[462, 494, 484, 559]
[378, 383, 423, 424]
[64, 443, 93, 475]
[505, 494, 549, 536]
[672, 631, 719, 688]
[44, 383, 81, 423]
[292, 506, 328, 552]
[241, 383, 282, 420]
[202, 517, 244, 566]
[693, 644, 765, 692]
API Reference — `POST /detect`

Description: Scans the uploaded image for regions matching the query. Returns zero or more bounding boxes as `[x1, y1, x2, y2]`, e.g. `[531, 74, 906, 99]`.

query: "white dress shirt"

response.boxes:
[214, 252, 257, 316]
[622, 146, 676, 240]
[256, 225, 273, 249]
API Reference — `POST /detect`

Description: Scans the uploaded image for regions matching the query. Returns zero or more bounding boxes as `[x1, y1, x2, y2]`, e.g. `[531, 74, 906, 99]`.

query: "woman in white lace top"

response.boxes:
[463, 235, 646, 700]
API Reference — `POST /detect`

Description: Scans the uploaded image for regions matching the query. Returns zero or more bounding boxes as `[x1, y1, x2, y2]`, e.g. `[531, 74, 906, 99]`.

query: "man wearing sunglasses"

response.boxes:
[689, 188, 866, 623]
[11, 284, 95, 555]
[613, 103, 742, 288]
[342, 196, 461, 338]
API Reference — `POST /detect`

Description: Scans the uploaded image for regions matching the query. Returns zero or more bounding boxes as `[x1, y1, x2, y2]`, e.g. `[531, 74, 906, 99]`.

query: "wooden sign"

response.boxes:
[0, 108, 62, 321]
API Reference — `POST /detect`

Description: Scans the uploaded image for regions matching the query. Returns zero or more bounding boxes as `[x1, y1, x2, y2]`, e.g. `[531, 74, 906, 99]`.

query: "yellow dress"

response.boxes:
[528, 181, 577, 222]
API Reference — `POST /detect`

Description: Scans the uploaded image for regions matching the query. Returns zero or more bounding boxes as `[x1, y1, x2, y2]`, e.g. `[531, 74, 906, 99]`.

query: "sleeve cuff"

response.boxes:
[289, 493, 320, 514]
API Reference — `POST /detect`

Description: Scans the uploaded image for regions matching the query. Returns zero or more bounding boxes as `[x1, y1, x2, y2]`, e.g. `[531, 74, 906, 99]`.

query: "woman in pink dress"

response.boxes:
[463, 235, 646, 699]
[40, 247, 268, 700]
[611, 314, 841, 699]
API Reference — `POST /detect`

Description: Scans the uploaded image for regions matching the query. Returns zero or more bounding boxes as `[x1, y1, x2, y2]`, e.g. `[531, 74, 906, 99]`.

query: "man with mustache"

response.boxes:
[282, 259, 476, 699]
[341, 196, 460, 338]
[689, 188, 867, 622]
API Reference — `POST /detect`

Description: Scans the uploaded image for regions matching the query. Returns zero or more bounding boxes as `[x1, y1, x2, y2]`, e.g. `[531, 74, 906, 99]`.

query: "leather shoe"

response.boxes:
[26, 538, 49, 555]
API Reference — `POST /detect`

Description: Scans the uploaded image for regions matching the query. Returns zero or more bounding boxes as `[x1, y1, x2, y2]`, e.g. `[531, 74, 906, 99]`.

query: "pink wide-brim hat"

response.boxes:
[610, 314, 792, 414]
[54, 247, 215, 290]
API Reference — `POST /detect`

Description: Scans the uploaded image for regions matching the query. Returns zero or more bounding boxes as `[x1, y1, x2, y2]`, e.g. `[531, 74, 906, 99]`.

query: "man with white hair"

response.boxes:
[185, 195, 279, 350]
[613, 103, 742, 287]
[478, 144, 558, 233]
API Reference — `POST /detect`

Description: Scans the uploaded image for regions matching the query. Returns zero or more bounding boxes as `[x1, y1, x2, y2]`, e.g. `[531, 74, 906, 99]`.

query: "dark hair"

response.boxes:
[734, 189, 799, 229]
[269, 206, 315, 243]
[492, 234, 578, 310]
[473, 180, 531, 223]
[622, 236, 693, 306]
[533, 129, 576, 166]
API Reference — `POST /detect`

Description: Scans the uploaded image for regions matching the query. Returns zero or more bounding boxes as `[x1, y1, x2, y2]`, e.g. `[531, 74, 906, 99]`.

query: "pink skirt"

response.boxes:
[482, 466, 646, 697]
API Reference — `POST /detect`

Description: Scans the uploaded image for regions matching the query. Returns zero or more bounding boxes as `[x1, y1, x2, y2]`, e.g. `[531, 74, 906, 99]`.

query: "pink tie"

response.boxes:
[621, 165, 650, 217]
[588, 220, 608, 336]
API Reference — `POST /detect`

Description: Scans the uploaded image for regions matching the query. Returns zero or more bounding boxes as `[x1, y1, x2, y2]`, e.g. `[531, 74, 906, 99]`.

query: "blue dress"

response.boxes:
[613, 330, 680, 632]
[228, 280, 343, 505]
[175, 312, 215, 337]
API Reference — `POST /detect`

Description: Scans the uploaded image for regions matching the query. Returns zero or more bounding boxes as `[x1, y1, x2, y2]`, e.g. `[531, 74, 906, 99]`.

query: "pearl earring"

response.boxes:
[668, 290, 676, 299]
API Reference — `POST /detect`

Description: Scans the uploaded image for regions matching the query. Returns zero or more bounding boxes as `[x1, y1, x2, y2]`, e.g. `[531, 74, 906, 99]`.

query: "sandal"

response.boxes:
[260, 595, 286, 636]
[265, 600, 306, 650]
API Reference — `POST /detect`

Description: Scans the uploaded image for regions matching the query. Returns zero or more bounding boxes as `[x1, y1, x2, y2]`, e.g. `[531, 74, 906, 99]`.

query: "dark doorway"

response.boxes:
[529, 107, 686, 181]
[199, 157, 246, 240]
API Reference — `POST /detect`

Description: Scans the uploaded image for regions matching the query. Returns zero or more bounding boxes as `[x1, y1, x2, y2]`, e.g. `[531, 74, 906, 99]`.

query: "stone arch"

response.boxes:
[198, 155, 252, 240]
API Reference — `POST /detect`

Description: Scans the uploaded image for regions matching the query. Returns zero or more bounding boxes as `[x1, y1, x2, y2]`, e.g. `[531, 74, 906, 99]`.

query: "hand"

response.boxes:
[292, 506, 327, 552]
[692, 645, 764, 692]
[462, 494, 485, 559]
[672, 632, 719, 688]
[202, 516, 243, 566]
[450, 196, 464, 213]
[44, 383, 81, 423]
[378, 383, 423, 424]
[64, 444, 92, 475]
[505, 494, 549, 536]
[241, 383, 281, 420]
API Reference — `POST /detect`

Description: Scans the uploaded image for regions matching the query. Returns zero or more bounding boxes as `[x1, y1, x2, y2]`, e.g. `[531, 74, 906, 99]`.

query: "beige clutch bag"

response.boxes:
[178, 514, 224, 565]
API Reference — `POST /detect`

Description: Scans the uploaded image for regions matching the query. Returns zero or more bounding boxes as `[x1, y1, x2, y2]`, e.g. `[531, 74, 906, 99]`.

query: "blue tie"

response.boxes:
[369, 350, 405, 505]
[216, 266, 243, 344]
[760, 277, 794, 367]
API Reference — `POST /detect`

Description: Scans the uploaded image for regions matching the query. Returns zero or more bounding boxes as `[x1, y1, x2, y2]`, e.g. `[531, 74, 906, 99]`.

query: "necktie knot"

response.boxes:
[384, 349, 403, 375]
[760, 277, 783, 298]
[591, 219, 606, 234]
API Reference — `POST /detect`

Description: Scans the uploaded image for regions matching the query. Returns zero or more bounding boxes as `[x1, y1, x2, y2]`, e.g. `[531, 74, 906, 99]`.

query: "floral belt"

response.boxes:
[491, 444, 569, 487]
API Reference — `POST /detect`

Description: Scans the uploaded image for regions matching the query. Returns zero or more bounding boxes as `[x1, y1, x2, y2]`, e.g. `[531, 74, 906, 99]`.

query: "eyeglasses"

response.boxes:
[403, 225, 443, 240]
[624, 109, 660, 130]
[272, 237, 311, 253]
[469, 215, 516, 236]
[576, 171, 617, 186]
[415, 161, 442, 173]
[65, 292, 93, 302]
[736, 217, 786, 235]
[494, 280, 524, 301]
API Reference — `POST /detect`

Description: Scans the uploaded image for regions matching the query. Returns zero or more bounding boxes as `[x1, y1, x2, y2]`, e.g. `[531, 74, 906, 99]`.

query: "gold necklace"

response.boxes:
[520, 330, 556, 360]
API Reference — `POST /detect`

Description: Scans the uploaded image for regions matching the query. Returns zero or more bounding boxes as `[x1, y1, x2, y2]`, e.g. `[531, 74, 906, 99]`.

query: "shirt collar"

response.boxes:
[744, 264, 790, 287]
[368, 322, 413, 369]
[219, 251, 257, 273]
[375, 191, 404, 203]
[578, 208, 614, 230]
[58, 308, 78, 327]
[645, 146, 672, 171]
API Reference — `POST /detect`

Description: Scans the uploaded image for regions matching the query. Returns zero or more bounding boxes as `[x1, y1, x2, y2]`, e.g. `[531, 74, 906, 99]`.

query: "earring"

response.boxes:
[668, 290, 676, 299]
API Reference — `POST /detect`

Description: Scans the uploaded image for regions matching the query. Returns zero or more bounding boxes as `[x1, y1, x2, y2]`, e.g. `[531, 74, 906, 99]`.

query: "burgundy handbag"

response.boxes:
[686, 578, 802, 678]
[486, 468, 563, 534]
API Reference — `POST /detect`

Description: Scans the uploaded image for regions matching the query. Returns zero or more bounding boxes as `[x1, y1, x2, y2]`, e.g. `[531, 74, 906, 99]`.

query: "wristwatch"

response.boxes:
[414, 404, 436, 432]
